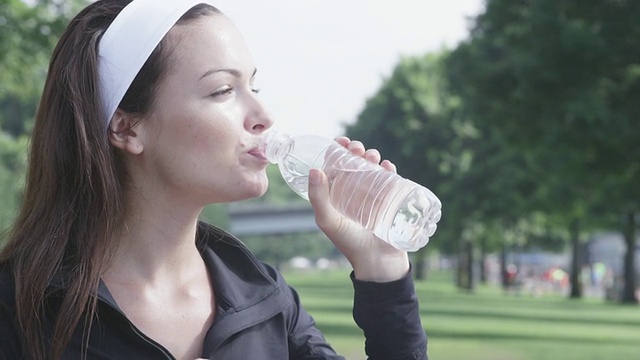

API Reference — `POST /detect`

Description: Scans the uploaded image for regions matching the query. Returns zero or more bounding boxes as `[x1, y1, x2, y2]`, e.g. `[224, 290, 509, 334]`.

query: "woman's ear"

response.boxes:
[108, 109, 144, 155]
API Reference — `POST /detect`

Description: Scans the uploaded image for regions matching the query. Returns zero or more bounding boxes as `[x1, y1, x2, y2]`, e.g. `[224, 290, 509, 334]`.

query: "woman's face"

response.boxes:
[137, 14, 274, 205]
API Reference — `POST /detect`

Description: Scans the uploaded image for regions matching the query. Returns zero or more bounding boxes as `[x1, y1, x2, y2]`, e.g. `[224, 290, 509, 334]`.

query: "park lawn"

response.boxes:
[283, 269, 640, 360]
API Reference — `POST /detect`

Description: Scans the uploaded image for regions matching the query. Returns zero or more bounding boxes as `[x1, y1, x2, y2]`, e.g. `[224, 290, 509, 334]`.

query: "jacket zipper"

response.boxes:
[96, 294, 176, 359]
[127, 322, 176, 360]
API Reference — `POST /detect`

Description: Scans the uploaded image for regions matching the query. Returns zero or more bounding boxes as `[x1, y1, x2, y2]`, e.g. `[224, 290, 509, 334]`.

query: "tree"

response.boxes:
[0, 0, 87, 242]
[345, 48, 560, 289]
[0, 133, 27, 239]
[345, 52, 490, 282]
[447, 0, 640, 302]
[0, 0, 85, 135]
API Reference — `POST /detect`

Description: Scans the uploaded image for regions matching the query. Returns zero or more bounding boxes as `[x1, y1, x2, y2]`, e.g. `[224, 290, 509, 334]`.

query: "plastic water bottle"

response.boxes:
[261, 131, 442, 252]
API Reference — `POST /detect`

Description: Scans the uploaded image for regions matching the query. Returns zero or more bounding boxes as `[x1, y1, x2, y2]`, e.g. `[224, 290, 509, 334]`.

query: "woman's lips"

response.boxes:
[247, 147, 268, 162]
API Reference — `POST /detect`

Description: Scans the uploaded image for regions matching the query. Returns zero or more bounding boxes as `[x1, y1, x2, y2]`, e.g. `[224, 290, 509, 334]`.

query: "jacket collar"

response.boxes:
[91, 222, 289, 356]
[196, 222, 281, 312]
[196, 222, 290, 356]
[46, 222, 281, 308]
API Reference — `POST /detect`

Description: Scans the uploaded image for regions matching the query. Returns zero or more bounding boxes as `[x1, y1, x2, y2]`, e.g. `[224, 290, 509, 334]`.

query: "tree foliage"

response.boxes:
[346, 0, 640, 303]
[0, 0, 84, 135]
[0, 133, 27, 238]
[0, 0, 86, 239]
[347, 53, 468, 253]
[447, 0, 640, 302]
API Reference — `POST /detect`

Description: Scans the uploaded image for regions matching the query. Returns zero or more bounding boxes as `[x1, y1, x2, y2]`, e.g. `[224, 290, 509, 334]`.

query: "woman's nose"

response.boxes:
[245, 93, 274, 133]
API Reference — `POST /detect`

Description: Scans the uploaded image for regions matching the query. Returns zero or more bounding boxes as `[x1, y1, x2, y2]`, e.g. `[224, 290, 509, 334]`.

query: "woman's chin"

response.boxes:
[243, 178, 270, 200]
[250, 184, 270, 199]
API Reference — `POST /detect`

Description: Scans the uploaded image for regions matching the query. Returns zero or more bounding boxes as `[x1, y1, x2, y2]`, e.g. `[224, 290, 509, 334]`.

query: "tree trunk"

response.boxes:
[414, 249, 427, 281]
[621, 211, 638, 304]
[457, 239, 474, 291]
[479, 237, 487, 284]
[467, 240, 475, 291]
[456, 238, 464, 288]
[569, 220, 583, 299]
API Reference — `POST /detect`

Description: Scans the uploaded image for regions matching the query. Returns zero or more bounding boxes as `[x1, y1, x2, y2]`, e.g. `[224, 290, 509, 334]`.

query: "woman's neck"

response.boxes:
[104, 187, 206, 286]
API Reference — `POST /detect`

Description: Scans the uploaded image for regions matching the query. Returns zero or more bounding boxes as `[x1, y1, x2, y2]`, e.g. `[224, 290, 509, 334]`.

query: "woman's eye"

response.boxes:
[210, 87, 233, 97]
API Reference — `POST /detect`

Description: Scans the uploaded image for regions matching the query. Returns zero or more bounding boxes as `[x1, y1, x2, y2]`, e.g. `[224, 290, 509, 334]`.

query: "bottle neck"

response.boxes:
[262, 131, 292, 164]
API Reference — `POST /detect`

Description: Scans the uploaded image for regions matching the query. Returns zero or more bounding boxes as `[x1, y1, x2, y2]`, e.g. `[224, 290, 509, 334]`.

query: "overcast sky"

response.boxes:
[213, 0, 484, 139]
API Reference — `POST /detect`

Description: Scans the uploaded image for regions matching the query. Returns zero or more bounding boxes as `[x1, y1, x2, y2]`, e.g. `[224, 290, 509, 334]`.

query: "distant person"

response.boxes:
[503, 263, 522, 295]
[0, 0, 427, 359]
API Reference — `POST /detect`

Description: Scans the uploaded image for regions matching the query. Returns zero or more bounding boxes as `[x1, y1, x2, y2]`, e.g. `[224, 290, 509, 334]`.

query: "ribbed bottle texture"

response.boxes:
[262, 131, 442, 252]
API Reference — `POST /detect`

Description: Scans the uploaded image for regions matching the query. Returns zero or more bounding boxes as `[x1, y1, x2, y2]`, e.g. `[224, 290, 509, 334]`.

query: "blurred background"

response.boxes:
[1, 0, 639, 359]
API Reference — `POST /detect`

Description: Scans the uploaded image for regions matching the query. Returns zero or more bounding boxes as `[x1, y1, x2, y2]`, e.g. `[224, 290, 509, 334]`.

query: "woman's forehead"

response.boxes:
[164, 14, 254, 75]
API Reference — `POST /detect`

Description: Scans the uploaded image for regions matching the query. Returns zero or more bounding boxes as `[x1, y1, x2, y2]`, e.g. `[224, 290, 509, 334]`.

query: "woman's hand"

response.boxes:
[307, 137, 409, 282]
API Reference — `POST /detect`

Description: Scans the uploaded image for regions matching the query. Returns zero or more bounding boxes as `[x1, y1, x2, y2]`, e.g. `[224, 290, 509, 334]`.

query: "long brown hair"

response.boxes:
[0, 1, 219, 359]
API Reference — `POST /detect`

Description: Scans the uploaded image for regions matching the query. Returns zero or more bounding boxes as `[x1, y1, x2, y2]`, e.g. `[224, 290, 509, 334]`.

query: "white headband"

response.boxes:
[98, 0, 212, 128]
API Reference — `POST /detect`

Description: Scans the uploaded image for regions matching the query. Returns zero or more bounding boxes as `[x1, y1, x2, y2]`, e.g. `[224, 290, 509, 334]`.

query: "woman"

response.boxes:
[0, 0, 428, 359]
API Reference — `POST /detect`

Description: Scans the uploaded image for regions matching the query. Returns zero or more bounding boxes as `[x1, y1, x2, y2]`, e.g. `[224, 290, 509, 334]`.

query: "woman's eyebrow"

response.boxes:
[199, 68, 258, 81]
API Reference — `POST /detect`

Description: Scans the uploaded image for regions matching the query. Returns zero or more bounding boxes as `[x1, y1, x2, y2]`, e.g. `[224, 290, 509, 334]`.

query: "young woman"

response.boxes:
[0, 0, 428, 359]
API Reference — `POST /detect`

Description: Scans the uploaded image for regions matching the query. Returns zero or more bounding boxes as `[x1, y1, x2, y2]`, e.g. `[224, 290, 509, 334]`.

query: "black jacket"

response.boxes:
[0, 223, 427, 359]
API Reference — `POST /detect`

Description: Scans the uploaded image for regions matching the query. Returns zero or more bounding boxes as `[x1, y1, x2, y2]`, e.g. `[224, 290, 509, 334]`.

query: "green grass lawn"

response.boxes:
[283, 269, 640, 360]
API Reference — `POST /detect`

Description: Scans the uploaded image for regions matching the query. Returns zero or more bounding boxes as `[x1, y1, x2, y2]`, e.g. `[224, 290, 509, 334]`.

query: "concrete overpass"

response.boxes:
[227, 202, 320, 236]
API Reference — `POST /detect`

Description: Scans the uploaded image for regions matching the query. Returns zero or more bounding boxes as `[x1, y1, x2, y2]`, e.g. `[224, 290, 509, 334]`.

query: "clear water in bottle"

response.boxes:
[262, 131, 442, 252]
